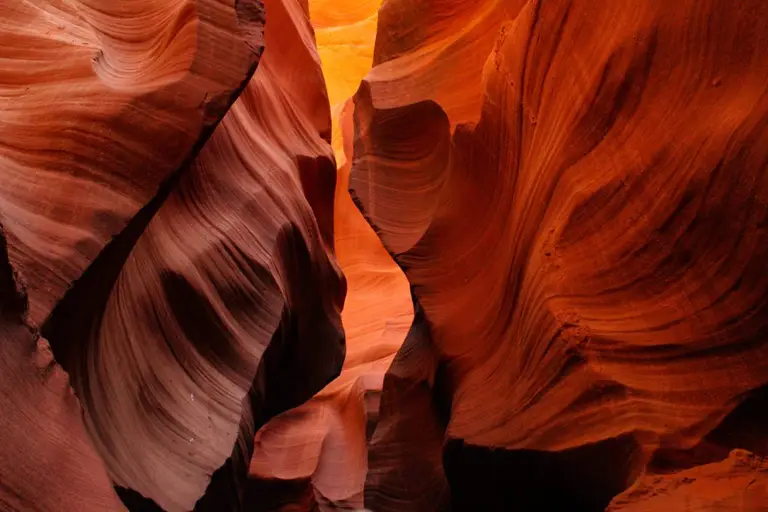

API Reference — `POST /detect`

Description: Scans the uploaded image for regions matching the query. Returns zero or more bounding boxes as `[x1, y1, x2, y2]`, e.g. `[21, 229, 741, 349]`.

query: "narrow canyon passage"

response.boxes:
[248, 0, 415, 507]
[0, 0, 767, 511]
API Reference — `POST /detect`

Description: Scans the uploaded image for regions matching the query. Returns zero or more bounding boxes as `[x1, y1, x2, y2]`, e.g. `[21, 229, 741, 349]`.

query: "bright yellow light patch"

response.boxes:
[309, 0, 382, 163]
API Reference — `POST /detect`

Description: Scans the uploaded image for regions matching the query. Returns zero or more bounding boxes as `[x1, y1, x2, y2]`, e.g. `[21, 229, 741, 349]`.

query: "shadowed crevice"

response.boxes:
[443, 434, 643, 512]
[650, 384, 768, 472]
[40, 11, 266, 508]
[363, 295, 451, 512]
[297, 155, 338, 251]
[0, 224, 27, 319]
[114, 487, 164, 512]
[194, 223, 346, 511]
[243, 477, 320, 511]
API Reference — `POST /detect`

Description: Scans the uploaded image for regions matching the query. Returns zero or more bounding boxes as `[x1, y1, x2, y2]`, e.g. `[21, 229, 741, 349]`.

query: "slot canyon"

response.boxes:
[0, 0, 767, 510]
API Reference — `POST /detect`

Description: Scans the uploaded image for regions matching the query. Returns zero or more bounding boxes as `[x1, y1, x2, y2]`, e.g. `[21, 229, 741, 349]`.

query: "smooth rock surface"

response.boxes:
[351, 0, 768, 508]
[2, 0, 767, 510]
[41, 0, 345, 508]
[0, 0, 265, 327]
[249, 15, 413, 504]
[0, 229, 123, 511]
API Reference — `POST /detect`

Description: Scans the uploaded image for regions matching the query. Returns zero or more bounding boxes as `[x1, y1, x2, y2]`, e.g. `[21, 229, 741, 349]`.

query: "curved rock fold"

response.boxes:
[1, 0, 767, 510]
[351, 0, 768, 509]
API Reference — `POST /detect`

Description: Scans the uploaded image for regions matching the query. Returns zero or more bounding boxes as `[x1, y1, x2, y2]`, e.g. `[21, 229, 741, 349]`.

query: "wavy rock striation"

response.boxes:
[2, 0, 768, 510]
[249, 48, 413, 508]
[351, 0, 768, 509]
[8, 0, 345, 509]
[0, 0, 265, 327]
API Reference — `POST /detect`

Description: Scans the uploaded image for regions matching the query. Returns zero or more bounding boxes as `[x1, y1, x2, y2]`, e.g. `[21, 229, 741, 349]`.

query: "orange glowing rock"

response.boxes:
[310, 0, 382, 164]
[249, 7, 413, 501]
[1, 0, 767, 510]
[351, 0, 768, 509]
[607, 450, 768, 511]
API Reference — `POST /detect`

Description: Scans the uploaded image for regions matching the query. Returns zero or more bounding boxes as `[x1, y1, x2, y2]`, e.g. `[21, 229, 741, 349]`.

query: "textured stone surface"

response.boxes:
[1, 0, 347, 509]
[2, 0, 767, 510]
[43, 0, 345, 507]
[0, 0, 264, 327]
[351, 0, 768, 509]
[608, 449, 768, 511]
[0, 231, 123, 511]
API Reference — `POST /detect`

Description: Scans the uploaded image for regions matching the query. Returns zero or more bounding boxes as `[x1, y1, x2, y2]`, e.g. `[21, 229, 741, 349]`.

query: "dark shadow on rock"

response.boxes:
[650, 384, 768, 473]
[443, 434, 643, 512]
[115, 487, 165, 512]
[194, 223, 345, 511]
[363, 296, 451, 512]
[243, 477, 319, 511]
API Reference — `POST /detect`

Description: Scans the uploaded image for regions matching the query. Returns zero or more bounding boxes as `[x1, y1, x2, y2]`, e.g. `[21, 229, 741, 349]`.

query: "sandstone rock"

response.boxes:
[608, 449, 768, 511]
[351, 0, 768, 508]
[0, 0, 264, 326]
[2, 0, 768, 510]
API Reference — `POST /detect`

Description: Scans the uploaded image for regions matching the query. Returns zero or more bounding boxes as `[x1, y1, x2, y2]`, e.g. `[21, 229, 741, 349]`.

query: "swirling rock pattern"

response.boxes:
[367, 0, 528, 127]
[351, 0, 768, 509]
[3, 0, 768, 509]
[249, 73, 412, 509]
[0, 0, 264, 326]
[36, 0, 344, 509]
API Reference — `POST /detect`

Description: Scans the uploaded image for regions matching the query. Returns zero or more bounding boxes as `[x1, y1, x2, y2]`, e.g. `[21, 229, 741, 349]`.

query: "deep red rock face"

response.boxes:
[46, 37, 345, 511]
[0, 236, 121, 511]
[2, 0, 768, 510]
[351, 0, 768, 509]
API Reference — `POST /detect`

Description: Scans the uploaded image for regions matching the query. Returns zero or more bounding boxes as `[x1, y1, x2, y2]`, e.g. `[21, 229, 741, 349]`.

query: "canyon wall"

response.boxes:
[351, 0, 768, 510]
[1, 0, 345, 510]
[1, 0, 767, 510]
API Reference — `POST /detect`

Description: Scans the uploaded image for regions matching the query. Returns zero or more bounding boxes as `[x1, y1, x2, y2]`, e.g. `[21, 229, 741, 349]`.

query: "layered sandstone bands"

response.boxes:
[352, 0, 768, 509]
[1, 0, 348, 510]
[1, 0, 767, 510]
[249, 82, 413, 512]
[247, 2, 415, 507]
[0, 0, 264, 327]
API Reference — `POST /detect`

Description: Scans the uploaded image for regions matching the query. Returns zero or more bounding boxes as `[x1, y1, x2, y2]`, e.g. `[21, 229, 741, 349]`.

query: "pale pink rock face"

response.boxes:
[1, 0, 344, 509]
[0, 0, 265, 328]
